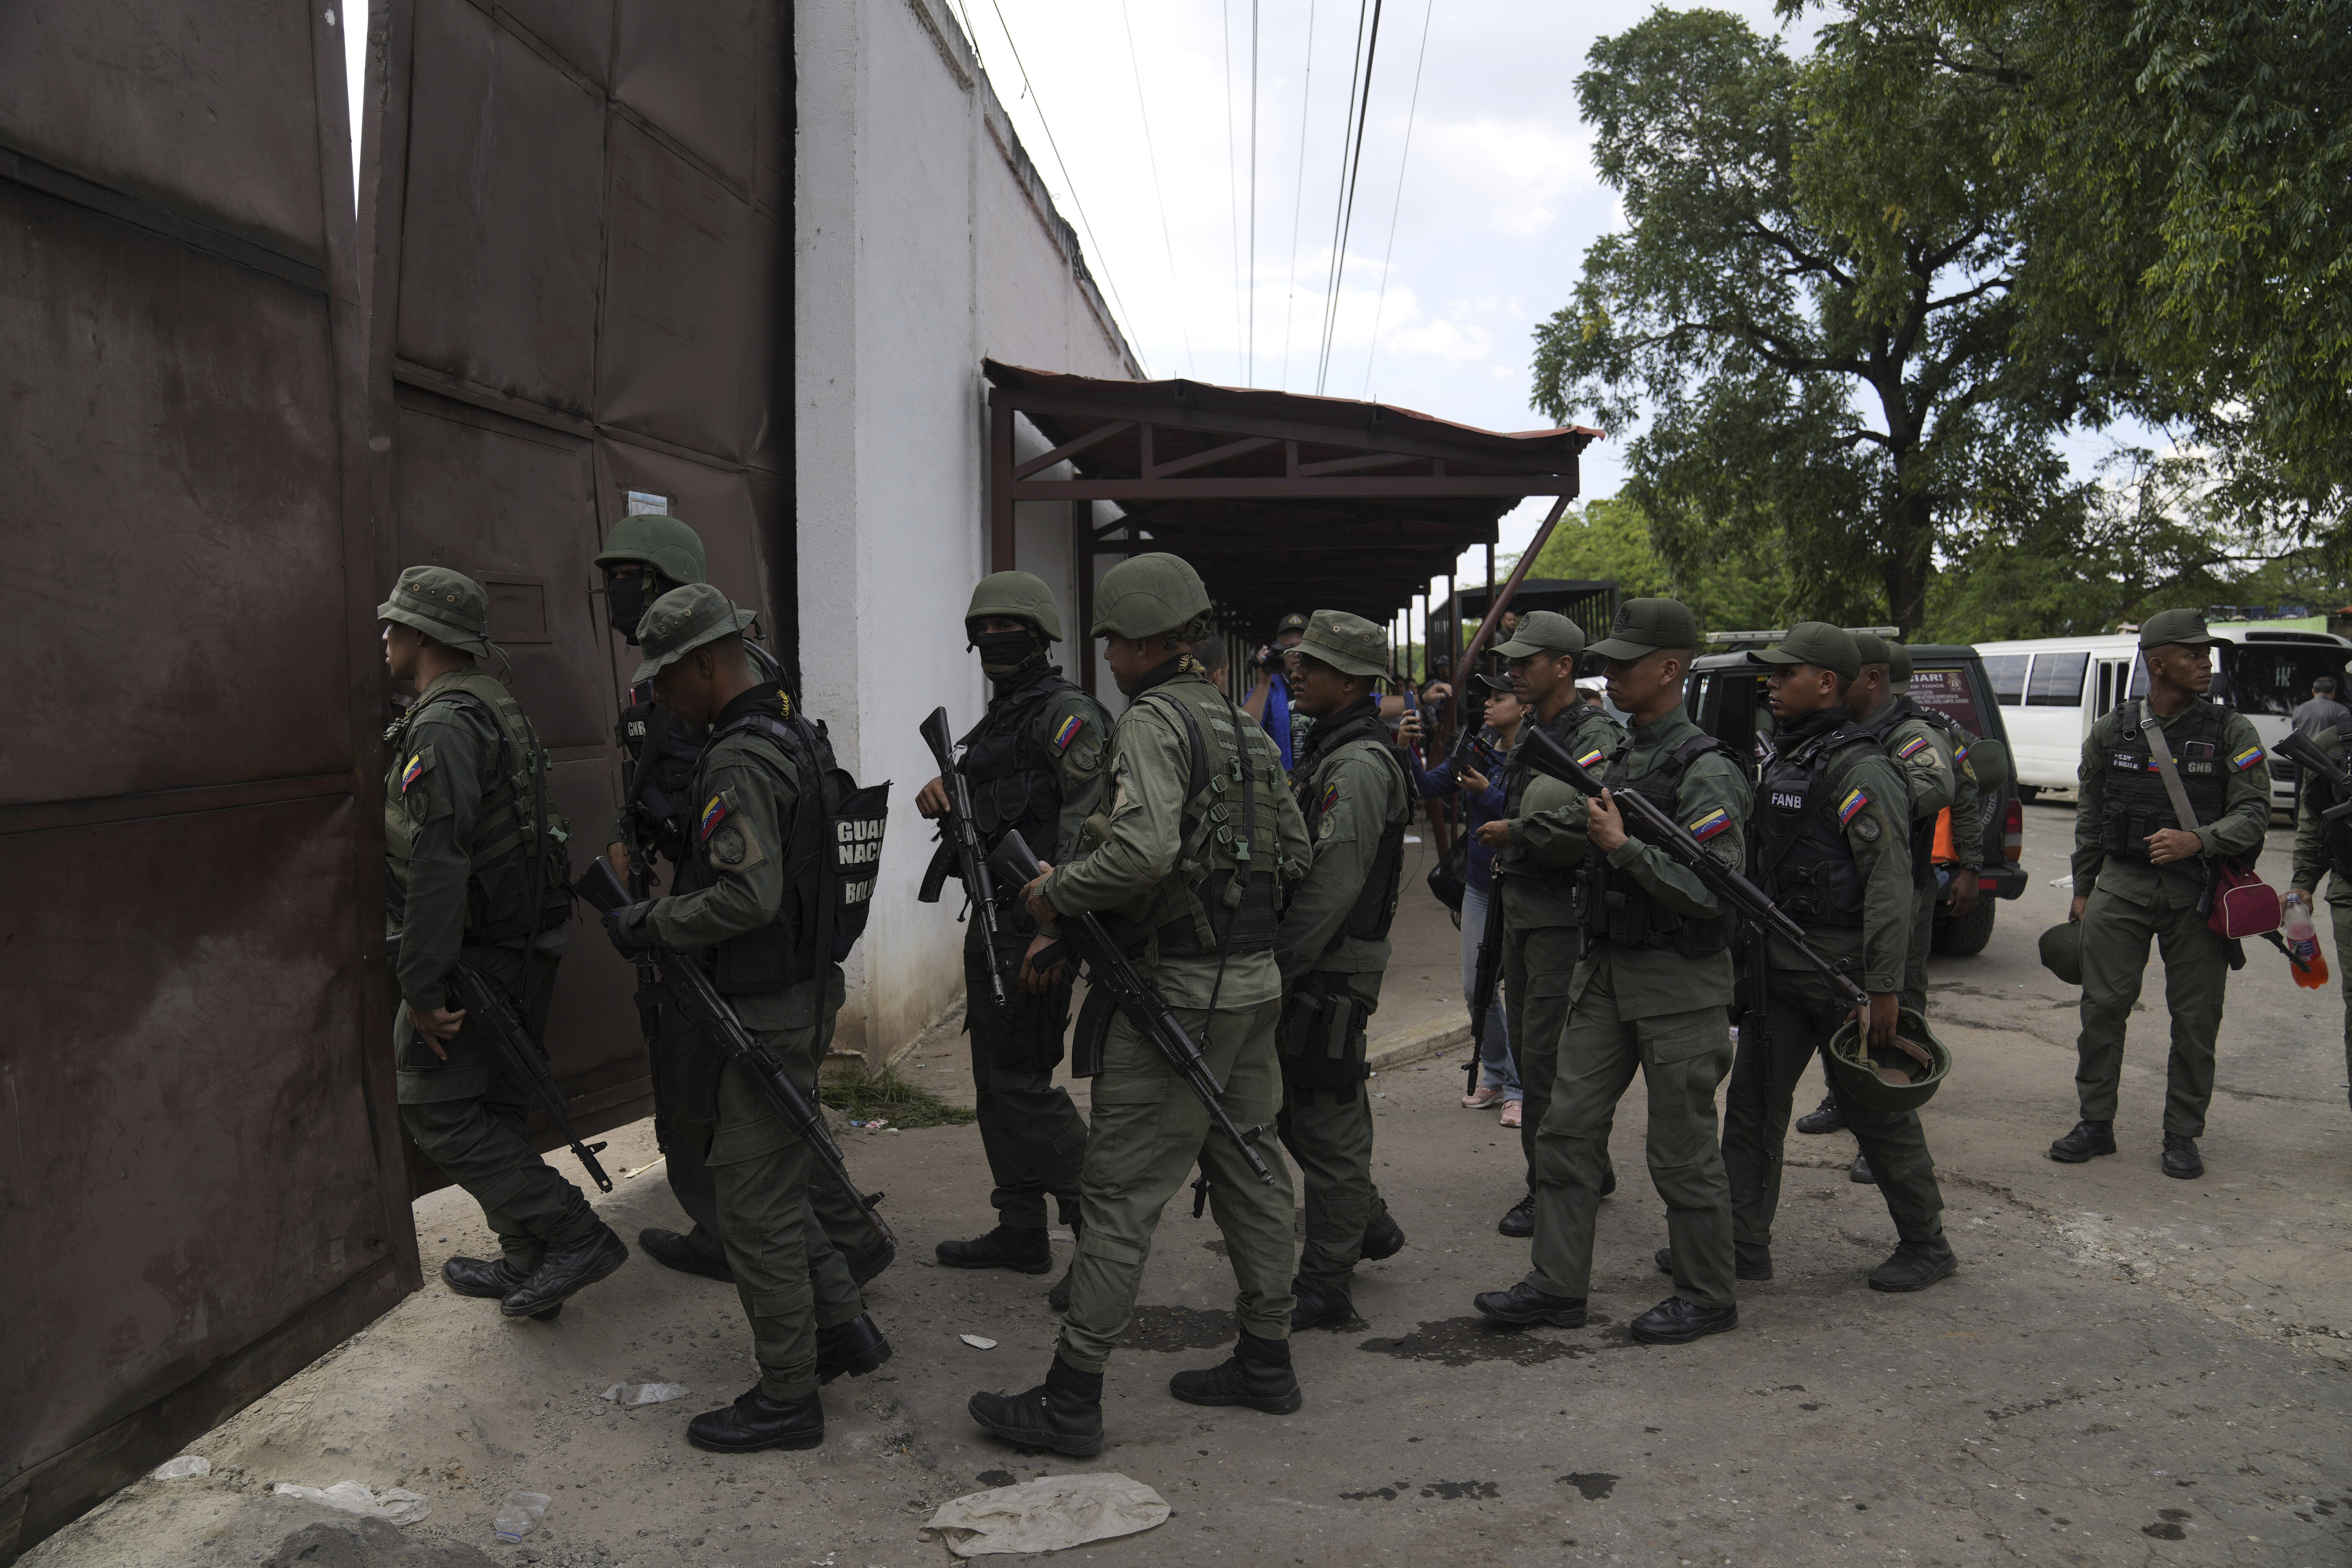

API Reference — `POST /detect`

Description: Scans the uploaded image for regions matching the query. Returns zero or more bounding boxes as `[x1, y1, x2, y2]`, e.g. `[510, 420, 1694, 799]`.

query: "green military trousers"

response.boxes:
[1275, 971, 1392, 1300]
[1722, 966, 1945, 1248]
[966, 928, 1088, 1231]
[1901, 879, 1937, 1018]
[1501, 921, 1583, 1186]
[2074, 886, 2232, 1137]
[1057, 998, 1296, 1375]
[397, 947, 600, 1270]
[2332, 896, 2352, 1113]
[668, 1012, 867, 1402]
[1528, 955, 1736, 1309]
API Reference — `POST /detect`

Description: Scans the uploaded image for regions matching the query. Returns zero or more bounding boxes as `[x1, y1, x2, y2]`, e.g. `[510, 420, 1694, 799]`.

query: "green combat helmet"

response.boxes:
[378, 565, 494, 656]
[1825, 1004, 1951, 1115]
[1090, 551, 1211, 640]
[594, 512, 708, 587]
[2038, 920, 2084, 985]
[967, 570, 1064, 642]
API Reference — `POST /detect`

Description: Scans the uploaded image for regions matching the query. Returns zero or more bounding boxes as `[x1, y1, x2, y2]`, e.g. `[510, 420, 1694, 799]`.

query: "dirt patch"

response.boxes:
[1357, 1316, 1613, 1368]
[1118, 1305, 1237, 1352]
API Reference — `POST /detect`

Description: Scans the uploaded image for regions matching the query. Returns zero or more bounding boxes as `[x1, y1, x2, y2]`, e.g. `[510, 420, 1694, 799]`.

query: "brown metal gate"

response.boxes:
[361, 0, 798, 1184]
[0, 5, 409, 1559]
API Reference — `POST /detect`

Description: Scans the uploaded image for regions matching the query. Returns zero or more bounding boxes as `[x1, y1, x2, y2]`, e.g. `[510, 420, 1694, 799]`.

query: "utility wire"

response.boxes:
[1119, 0, 1196, 376]
[1221, 0, 1243, 381]
[1279, 0, 1320, 389]
[1314, 0, 1385, 395]
[1361, 0, 1433, 398]
[1247, 0, 1259, 384]
[981, 0, 1149, 371]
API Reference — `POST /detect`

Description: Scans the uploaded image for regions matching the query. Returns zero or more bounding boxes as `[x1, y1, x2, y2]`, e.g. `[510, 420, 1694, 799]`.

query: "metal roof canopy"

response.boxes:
[984, 361, 1598, 659]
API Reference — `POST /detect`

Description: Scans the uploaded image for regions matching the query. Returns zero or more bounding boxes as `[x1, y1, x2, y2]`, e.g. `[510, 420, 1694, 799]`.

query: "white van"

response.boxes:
[1974, 627, 2352, 814]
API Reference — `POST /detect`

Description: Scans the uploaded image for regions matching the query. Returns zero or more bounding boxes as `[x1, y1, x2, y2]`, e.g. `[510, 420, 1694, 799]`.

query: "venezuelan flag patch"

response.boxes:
[1687, 807, 1731, 842]
[699, 794, 728, 840]
[1320, 781, 1341, 815]
[1837, 787, 1869, 826]
[1897, 735, 1932, 760]
[1052, 715, 1086, 750]
[1576, 748, 1606, 769]
[400, 753, 424, 792]
[2230, 745, 2263, 772]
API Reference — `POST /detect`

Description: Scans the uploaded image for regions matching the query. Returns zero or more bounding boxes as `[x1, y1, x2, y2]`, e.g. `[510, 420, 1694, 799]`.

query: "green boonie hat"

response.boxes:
[1851, 632, 1892, 670]
[1755, 621, 1861, 683]
[1295, 609, 1390, 680]
[1492, 609, 1586, 659]
[967, 570, 1063, 642]
[1090, 552, 1211, 639]
[378, 565, 493, 656]
[1824, 1004, 1950, 1115]
[1888, 642, 1914, 686]
[1587, 597, 1698, 660]
[594, 513, 707, 586]
[2038, 920, 2084, 986]
[632, 582, 758, 683]
[1276, 612, 1310, 635]
[2138, 608, 2217, 650]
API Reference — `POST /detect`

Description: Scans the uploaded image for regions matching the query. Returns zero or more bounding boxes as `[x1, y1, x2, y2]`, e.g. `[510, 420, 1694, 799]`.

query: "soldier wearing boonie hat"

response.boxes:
[2052, 608, 2268, 1181]
[1720, 622, 1962, 1294]
[1272, 612, 1417, 1329]
[379, 567, 629, 1325]
[1476, 609, 1625, 1238]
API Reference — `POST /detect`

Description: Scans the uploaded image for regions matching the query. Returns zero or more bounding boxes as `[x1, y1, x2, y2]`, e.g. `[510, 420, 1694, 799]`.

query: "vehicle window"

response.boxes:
[1983, 654, 2027, 706]
[2128, 655, 2148, 699]
[2027, 650, 2089, 705]
[1908, 666, 1984, 734]
[2217, 643, 2352, 717]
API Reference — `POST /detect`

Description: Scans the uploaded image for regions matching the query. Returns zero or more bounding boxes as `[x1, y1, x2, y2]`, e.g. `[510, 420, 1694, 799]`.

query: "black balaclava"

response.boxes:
[606, 570, 676, 644]
[973, 625, 1045, 680]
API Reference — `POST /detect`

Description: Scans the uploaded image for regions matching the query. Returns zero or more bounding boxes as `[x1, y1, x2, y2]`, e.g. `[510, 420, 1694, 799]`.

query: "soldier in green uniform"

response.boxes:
[380, 567, 627, 1320]
[1276, 610, 1417, 1329]
[2050, 609, 2271, 1179]
[1720, 623, 1959, 1292]
[594, 513, 891, 1292]
[917, 573, 1109, 1298]
[1475, 599, 1751, 1343]
[2290, 720, 2352, 1111]
[1472, 610, 1624, 1237]
[600, 585, 891, 1453]
[1890, 642, 1987, 979]
[968, 553, 1313, 1458]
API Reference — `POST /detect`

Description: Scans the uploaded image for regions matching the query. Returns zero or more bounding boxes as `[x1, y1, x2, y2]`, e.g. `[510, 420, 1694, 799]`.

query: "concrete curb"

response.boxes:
[1368, 1015, 1472, 1074]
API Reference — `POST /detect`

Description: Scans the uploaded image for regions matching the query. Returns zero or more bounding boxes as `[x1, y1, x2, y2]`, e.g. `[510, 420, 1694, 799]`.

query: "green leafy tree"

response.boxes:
[1524, 496, 1810, 633]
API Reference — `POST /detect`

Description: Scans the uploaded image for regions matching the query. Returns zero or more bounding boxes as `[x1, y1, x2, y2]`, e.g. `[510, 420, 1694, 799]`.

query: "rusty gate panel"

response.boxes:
[0, 3, 401, 1559]
[499, 0, 618, 85]
[612, 0, 761, 194]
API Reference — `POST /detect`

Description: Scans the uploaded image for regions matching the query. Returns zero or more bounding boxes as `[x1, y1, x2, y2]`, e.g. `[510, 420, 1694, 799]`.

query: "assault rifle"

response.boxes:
[443, 962, 614, 1192]
[573, 857, 897, 1248]
[1462, 874, 1506, 1096]
[985, 829, 1275, 1186]
[2275, 730, 2352, 825]
[916, 706, 1012, 1010]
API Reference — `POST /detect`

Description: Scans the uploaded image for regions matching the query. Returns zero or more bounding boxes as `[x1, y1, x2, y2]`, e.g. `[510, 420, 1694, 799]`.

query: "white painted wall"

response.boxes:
[795, 0, 1142, 1061]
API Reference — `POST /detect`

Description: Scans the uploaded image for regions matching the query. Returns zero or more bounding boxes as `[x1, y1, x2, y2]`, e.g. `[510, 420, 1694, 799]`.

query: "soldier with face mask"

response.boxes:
[594, 514, 892, 1290]
[916, 573, 1112, 1303]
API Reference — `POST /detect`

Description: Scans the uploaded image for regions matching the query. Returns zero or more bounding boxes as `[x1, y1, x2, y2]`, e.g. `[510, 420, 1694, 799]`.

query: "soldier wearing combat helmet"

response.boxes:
[967, 552, 1313, 1458]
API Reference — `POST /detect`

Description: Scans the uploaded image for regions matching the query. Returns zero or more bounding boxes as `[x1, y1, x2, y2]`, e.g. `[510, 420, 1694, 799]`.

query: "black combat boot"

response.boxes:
[639, 1227, 734, 1283]
[1629, 1296, 1738, 1345]
[2047, 1119, 2117, 1163]
[441, 1256, 563, 1321]
[1360, 1210, 1406, 1261]
[1170, 1332, 1303, 1414]
[1795, 1093, 1846, 1135]
[1849, 1153, 1875, 1184]
[968, 1357, 1104, 1457]
[2161, 1133, 2204, 1179]
[936, 1226, 1054, 1274]
[1600, 1166, 1619, 1198]
[1046, 1266, 1074, 1311]
[1471, 1281, 1586, 1328]
[848, 1237, 897, 1288]
[499, 1222, 628, 1318]
[686, 1386, 824, 1453]
[1496, 1194, 1535, 1238]
[815, 1313, 892, 1384]
[1868, 1235, 1959, 1292]
[1653, 1241, 1773, 1282]
[1289, 1276, 1354, 1331]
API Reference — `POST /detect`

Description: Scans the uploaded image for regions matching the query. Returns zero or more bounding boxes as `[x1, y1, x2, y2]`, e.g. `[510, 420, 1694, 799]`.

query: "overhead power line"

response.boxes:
[1119, 0, 1197, 376]
[1314, 0, 1386, 396]
[1247, 0, 1259, 384]
[1361, 0, 1433, 397]
[1278, 0, 1321, 389]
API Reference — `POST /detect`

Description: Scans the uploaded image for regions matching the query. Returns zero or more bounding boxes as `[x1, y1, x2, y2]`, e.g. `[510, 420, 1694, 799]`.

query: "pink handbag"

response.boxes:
[2137, 700, 2281, 939]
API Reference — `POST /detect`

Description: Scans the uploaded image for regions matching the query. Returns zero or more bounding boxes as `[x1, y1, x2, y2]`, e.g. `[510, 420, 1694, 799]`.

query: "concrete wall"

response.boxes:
[795, 0, 1142, 1062]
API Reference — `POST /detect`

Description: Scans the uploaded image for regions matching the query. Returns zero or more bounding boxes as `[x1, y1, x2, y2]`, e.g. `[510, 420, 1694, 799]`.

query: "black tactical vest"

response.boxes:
[957, 661, 1085, 866]
[2100, 701, 2229, 858]
[617, 642, 791, 869]
[1862, 696, 1941, 891]
[1501, 705, 1624, 889]
[1753, 718, 1880, 928]
[2326, 792, 2352, 879]
[1577, 734, 1736, 957]
[1295, 704, 1413, 944]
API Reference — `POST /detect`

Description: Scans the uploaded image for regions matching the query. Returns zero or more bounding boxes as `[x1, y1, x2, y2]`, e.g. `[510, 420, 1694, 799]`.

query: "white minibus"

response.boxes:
[1973, 627, 2351, 814]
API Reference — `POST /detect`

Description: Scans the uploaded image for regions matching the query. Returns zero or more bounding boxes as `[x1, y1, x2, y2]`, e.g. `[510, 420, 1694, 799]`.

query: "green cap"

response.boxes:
[1090, 552, 1211, 639]
[1888, 642, 1914, 686]
[1295, 609, 1390, 679]
[631, 583, 758, 683]
[1587, 597, 1698, 660]
[378, 565, 493, 656]
[595, 513, 707, 586]
[2138, 608, 2216, 650]
[1492, 609, 1586, 659]
[1851, 631, 1892, 670]
[2038, 920, 2084, 986]
[967, 570, 1064, 642]
[1754, 621, 1861, 683]
[1276, 611, 1310, 635]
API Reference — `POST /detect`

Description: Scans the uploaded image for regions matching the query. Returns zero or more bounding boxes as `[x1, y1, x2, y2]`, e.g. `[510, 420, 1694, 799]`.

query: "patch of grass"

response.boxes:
[819, 1063, 975, 1129]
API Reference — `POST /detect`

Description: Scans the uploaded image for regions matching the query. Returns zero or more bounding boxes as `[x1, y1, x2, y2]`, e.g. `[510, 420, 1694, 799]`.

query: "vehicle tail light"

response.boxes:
[2003, 797, 2023, 862]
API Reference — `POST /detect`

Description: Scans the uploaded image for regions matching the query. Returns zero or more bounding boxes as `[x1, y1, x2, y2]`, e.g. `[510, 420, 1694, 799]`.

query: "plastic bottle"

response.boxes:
[2283, 891, 2331, 989]
[493, 1491, 551, 1543]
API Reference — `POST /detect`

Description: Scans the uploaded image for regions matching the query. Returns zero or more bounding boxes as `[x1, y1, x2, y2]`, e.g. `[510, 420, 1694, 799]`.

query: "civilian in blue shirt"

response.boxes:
[1243, 611, 1312, 770]
[1413, 675, 1525, 1123]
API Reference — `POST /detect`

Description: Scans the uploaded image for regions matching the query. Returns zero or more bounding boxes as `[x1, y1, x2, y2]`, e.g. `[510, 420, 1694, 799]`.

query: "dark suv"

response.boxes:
[1683, 644, 2029, 955]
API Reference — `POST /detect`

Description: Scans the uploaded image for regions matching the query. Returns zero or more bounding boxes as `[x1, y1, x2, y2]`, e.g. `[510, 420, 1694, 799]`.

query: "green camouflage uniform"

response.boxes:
[1860, 695, 1963, 1016]
[2290, 726, 2352, 1107]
